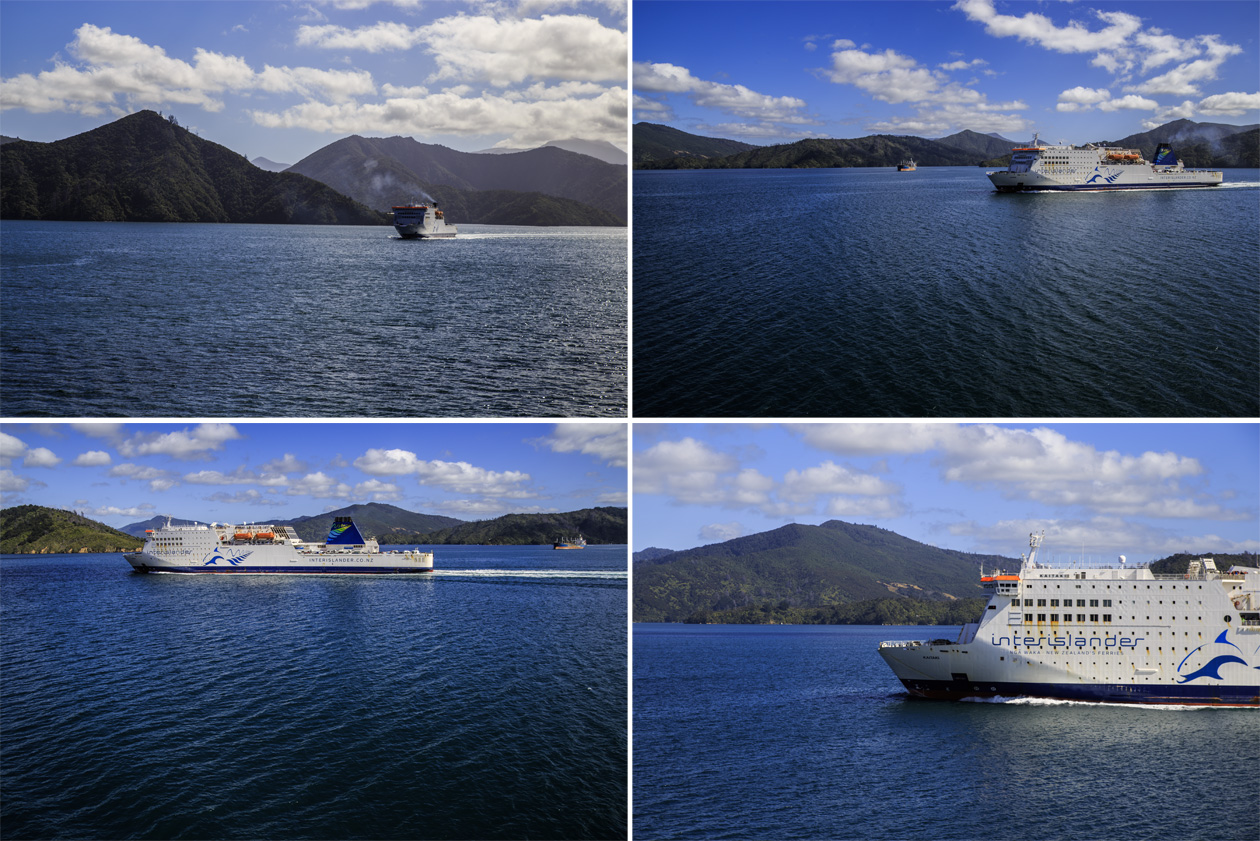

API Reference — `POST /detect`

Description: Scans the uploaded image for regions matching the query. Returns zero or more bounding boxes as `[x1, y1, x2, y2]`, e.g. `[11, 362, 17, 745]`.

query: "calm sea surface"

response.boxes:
[1, 546, 628, 840]
[1, 223, 626, 417]
[633, 168, 1260, 417]
[633, 624, 1260, 841]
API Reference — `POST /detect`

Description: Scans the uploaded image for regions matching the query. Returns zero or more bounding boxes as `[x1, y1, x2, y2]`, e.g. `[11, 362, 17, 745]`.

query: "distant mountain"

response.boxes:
[1103, 119, 1260, 168]
[633, 122, 759, 164]
[634, 520, 1013, 622]
[1, 505, 143, 554]
[276, 502, 463, 543]
[635, 119, 1259, 171]
[251, 156, 292, 172]
[0, 111, 384, 224]
[406, 506, 627, 546]
[543, 138, 627, 165]
[120, 502, 463, 543]
[287, 135, 626, 225]
[633, 546, 675, 563]
[935, 129, 1019, 160]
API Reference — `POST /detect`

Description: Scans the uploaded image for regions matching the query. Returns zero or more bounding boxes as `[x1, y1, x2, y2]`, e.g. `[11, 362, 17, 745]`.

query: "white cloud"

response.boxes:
[634, 61, 811, 123]
[1057, 85, 1111, 112]
[1129, 36, 1242, 97]
[538, 423, 627, 467]
[260, 453, 309, 474]
[20, 447, 60, 468]
[353, 448, 531, 496]
[286, 471, 352, 499]
[1197, 91, 1260, 116]
[108, 462, 180, 492]
[827, 46, 939, 104]
[1097, 94, 1159, 112]
[0, 468, 31, 493]
[954, 0, 1142, 56]
[117, 423, 243, 459]
[0, 431, 28, 467]
[699, 521, 746, 543]
[73, 450, 113, 467]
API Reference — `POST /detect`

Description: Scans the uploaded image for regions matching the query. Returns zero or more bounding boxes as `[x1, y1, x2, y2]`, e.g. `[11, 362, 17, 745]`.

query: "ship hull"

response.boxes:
[988, 168, 1222, 192]
[126, 557, 434, 575]
[889, 677, 1258, 706]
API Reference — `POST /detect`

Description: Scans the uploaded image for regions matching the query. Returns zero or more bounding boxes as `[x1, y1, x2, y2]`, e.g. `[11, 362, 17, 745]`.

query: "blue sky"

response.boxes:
[0, 0, 627, 164]
[633, 0, 1260, 145]
[1, 422, 627, 528]
[633, 422, 1260, 563]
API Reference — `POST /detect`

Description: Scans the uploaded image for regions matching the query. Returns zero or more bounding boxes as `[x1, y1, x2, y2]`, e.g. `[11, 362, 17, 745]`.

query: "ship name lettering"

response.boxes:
[992, 634, 1144, 649]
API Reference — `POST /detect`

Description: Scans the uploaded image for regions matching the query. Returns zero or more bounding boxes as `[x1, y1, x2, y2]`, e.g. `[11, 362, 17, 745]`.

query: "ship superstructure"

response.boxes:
[988, 135, 1223, 192]
[878, 533, 1259, 706]
[553, 533, 587, 550]
[392, 203, 457, 239]
[125, 516, 434, 574]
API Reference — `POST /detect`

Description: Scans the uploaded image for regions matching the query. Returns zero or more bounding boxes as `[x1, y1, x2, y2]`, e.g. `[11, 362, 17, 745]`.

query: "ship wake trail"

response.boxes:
[429, 569, 627, 581]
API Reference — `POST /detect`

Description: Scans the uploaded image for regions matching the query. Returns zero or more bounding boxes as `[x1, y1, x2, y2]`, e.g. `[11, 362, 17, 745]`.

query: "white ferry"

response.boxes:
[988, 135, 1223, 192]
[878, 533, 1259, 706]
[391, 203, 457, 239]
[125, 516, 434, 575]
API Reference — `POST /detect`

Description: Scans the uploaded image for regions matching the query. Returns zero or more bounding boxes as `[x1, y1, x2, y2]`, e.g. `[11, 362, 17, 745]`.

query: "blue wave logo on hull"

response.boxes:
[203, 548, 252, 566]
[1176, 628, 1254, 683]
[1178, 655, 1249, 683]
[1086, 168, 1122, 185]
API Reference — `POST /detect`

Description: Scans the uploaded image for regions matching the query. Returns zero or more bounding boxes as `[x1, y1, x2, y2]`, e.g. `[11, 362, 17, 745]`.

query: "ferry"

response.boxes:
[553, 533, 587, 550]
[897, 159, 916, 172]
[392, 203, 457, 239]
[878, 533, 1259, 706]
[988, 134, 1223, 192]
[125, 516, 434, 574]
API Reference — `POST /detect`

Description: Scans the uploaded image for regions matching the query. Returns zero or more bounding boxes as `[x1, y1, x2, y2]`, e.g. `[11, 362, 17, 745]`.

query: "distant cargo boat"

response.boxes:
[897, 159, 916, 171]
[125, 516, 434, 574]
[988, 133, 1223, 192]
[553, 533, 587, 550]
[392, 203, 457, 238]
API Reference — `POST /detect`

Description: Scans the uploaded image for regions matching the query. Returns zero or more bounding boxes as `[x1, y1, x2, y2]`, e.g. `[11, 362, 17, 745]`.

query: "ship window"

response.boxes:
[1091, 614, 1099, 622]
[1037, 614, 1046, 622]
[1037, 599, 1046, 607]
[1103, 599, 1112, 607]
[1077, 599, 1086, 607]
[1050, 614, 1059, 622]
[1062, 614, 1071, 623]
[1050, 599, 1059, 607]
[1077, 614, 1085, 622]
[1090, 599, 1099, 607]
[1103, 614, 1112, 623]
[1025, 613, 1034, 622]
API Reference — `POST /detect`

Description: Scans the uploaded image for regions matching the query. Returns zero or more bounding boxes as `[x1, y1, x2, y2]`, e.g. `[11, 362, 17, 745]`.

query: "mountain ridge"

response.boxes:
[1, 110, 385, 224]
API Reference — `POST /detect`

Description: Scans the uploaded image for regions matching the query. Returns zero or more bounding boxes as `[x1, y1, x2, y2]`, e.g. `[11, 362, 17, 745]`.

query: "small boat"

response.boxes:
[553, 533, 587, 550]
[897, 159, 916, 171]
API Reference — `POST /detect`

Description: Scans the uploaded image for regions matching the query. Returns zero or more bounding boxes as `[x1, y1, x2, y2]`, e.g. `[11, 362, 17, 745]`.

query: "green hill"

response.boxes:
[632, 122, 759, 164]
[634, 521, 1013, 622]
[0, 110, 385, 224]
[408, 506, 627, 545]
[1, 505, 143, 554]
[120, 502, 463, 543]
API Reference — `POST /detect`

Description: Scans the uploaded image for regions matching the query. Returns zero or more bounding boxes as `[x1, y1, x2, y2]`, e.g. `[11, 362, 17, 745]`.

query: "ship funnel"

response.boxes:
[1152, 143, 1177, 167]
[327, 516, 367, 545]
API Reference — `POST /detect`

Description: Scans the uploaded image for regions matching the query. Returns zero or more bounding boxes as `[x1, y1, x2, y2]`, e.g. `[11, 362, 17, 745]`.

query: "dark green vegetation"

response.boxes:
[398, 506, 627, 546]
[633, 520, 1012, 623]
[635, 521, 1253, 625]
[682, 596, 990, 626]
[1, 505, 142, 554]
[635, 119, 1260, 170]
[287, 135, 626, 225]
[0, 111, 384, 224]
[631, 122, 758, 164]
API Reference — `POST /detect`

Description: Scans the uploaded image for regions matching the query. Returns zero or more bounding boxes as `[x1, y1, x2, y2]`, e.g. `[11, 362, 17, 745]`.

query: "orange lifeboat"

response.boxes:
[234, 531, 253, 541]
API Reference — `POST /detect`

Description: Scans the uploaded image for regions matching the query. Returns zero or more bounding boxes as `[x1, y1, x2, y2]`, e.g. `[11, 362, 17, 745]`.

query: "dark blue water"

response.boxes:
[633, 168, 1260, 417]
[633, 623, 1260, 841]
[0, 223, 626, 417]
[1, 546, 627, 840]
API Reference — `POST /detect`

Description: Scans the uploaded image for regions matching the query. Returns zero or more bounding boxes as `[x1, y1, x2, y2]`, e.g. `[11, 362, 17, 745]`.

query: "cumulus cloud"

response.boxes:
[536, 423, 626, 467]
[109, 462, 180, 493]
[954, 0, 1142, 56]
[1097, 94, 1159, 111]
[354, 448, 532, 496]
[1056, 85, 1111, 112]
[117, 423, 243, 460]
[1128, 36, 1242, 97]
[699, 521, 746, 543]
[0, 431, 28, 467]
[634, 61, 811, 123]
[1198, 91, 1260, 116]
[73, 450, 113, 467]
